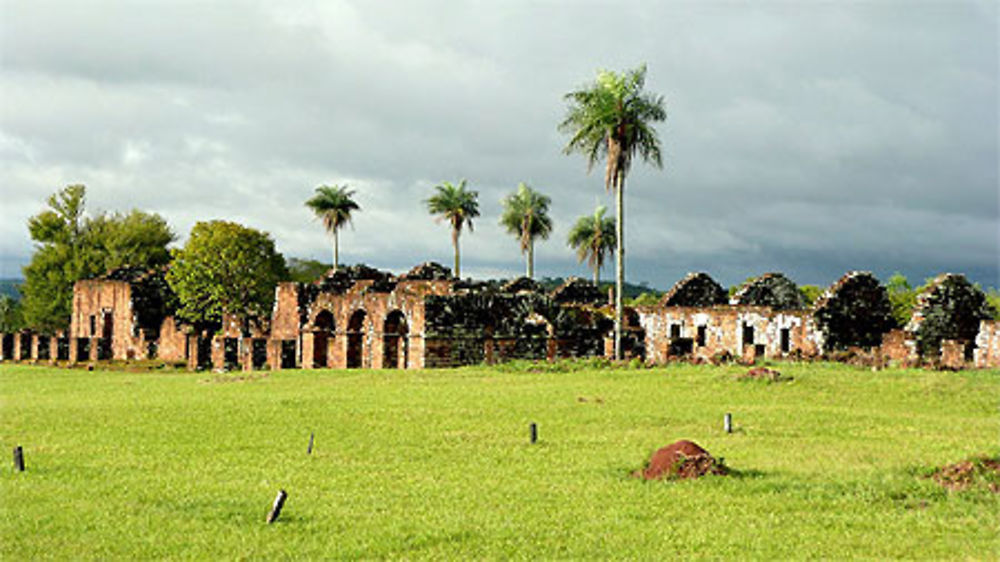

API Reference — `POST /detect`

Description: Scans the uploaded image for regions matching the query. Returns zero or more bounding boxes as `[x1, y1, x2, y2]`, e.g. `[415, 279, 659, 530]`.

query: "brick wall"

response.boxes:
[974, 320, 1000, 368]
[639, 305, 818, 363]
[72, 280, 146, 360]
[879, 329, 918, 366]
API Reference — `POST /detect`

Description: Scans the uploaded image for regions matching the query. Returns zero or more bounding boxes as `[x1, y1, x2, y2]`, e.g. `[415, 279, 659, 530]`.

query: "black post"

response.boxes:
[530, 422, 538, 444]
[307, 432, 314, 455]
[13, 446, 24, 471]
[724, 413, 733, 434]
[266, 490, 288, 524]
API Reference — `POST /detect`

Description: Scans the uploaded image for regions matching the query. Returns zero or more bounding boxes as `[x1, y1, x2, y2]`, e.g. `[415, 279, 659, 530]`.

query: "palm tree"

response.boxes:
[425, 179, 479, 278]
[567, 205, 616, 285]
[559, 64, 666, 359]
[304, 184, 360, 273]
[499, 182, 553, 279]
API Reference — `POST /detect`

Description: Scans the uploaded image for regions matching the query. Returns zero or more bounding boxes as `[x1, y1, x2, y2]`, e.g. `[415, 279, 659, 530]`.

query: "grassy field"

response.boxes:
[1, 361, 998, 559]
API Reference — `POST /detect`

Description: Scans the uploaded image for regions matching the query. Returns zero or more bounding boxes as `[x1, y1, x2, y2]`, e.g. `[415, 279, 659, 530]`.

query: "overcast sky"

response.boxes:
[2, 0, 997, 291]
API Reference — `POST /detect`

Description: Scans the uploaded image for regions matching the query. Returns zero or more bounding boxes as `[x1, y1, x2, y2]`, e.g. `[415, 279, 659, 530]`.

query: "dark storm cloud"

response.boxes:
[1, 0, 996, 289]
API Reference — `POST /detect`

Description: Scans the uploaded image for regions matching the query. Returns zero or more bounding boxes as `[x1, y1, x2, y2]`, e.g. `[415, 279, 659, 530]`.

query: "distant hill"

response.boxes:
[0, 279, 22, 300]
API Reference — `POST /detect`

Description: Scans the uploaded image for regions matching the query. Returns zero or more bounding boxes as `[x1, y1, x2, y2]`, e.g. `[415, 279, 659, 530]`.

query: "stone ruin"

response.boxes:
[640, 272, 817, 364]
[906, 273, 996, 360]
[2, 264, 998, 370]
[730, 272, 807, 310]
[659, 272, 727, 307]
[812, 271, 894, 351]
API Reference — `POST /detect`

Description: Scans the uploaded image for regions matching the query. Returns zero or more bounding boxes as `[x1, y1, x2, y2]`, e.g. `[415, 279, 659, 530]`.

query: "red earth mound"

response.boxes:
[637, 440, 729, 480]
[931, 457, 1000, 493]
[741, 367, 789, 382]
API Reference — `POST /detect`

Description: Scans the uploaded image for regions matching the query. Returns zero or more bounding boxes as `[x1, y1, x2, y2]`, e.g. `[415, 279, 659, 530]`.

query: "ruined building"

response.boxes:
[2, 265, 998, 370]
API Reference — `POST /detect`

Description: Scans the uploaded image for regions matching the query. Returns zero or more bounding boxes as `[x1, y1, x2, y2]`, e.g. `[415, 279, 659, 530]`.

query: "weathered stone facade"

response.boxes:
[973, 320, 1000, 368]
[907, 273, 995, 359]
[69, 267, 181, 362]
[813, 271, 894, 351]
[638, 305, 819, 363]
[660, 272, 727, 307]
[730, 272, 807, 310]
[4, 265, 999, 370]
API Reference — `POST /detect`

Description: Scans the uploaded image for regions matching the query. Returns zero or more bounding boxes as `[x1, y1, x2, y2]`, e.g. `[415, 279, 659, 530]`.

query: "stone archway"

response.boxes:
[312, 309, 335, 368]
[346, 309, 367, 369]
[382, 310, 408, 369]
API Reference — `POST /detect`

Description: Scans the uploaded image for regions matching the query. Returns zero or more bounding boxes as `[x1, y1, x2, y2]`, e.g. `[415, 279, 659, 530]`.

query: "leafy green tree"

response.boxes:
[886, 272, 917, 328]
[560, 64, 666, 359]
[499, 183, 553, 279]
[798, 285, 824, 307]
[166, 221, 288, 327]
[82, 210, 173, 273]
[986, 288, 1000, 321]
[425, 179, 479, 278]
[20, 185, 174, 332]
[0, 295, 24, 332]
[567, 205, 616, 284]
[628, 292, 661, 307]
[304, 184, 360, 273]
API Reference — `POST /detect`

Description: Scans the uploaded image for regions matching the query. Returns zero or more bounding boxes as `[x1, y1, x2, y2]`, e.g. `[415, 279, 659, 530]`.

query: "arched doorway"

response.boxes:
[312, 309, 335, 368]
[382, 310, 408, 369]
[346, 309, 367, 369]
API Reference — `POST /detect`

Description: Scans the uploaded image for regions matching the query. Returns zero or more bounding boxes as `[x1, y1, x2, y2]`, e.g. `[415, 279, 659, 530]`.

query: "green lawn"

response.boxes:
[1, 362, 998, 559]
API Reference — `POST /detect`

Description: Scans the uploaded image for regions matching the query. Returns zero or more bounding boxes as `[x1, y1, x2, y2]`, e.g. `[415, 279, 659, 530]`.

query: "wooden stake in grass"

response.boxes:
[307, 432, 314, 455]
[266, 490, 287, 524]
[530, 422, 538, 444]
[13, 446, 24, 472]
[724, 413, 733, 434]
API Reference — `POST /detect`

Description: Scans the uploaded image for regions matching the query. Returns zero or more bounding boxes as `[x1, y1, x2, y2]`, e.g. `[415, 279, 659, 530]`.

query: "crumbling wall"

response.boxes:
[423, 292, 552, 367]
[813, 271, 893, 351]
[276, 271, 452, 370]
[907, 273, 996, 358]
[423, 289, 608, 367]
[639, 305, 817, 363]
[660, 272, 728, 307]
[730, 273, 807, 310]
[270, 283, 303, 340]
[69, 267, 179, 361]
[502, 277, 544, 294]
[550, 277, 605, 306]
[939, 339, 965, 370]
[401, 262, 453, 281]
[880, 329, 918, 366]
[156, 316, 188, 362]
[106, 266, 177, 341]
[71, 280, 137, 360]
[974, 320, 1000, 368]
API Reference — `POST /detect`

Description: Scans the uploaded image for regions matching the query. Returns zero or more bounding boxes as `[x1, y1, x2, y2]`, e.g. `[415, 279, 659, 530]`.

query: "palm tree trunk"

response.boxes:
[614, 171, 625, 360]
[333, 230, 339, 273]
[593, 263, 599, 285]
[453, 229, 461, 278]
[527, 239, 534, 279]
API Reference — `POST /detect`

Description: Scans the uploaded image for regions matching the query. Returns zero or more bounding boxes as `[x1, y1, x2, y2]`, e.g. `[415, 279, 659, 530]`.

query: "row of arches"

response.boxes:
[307, 308, 409, 369]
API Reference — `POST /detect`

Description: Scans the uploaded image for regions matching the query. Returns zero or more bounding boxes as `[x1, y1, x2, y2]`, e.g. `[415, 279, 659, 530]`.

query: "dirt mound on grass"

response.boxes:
[636, 440, 729, 480]
[931, 456, 1000, 493]
[739, 367, 791, 382]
